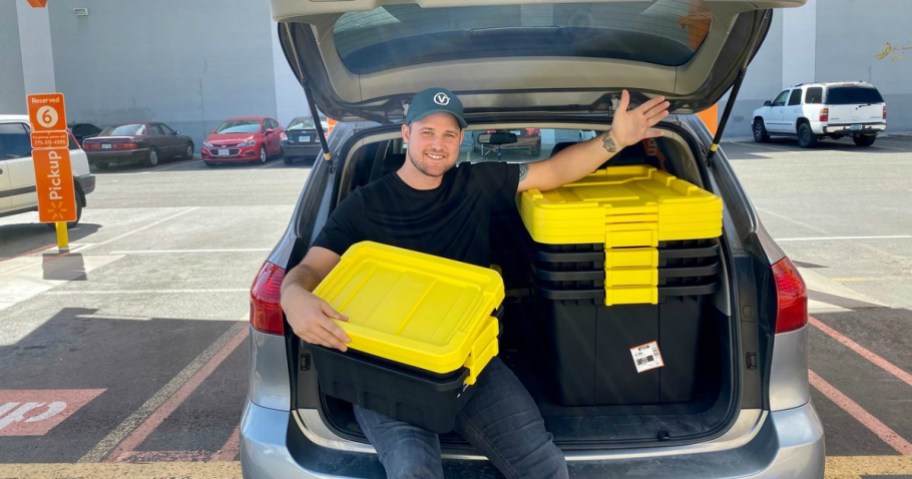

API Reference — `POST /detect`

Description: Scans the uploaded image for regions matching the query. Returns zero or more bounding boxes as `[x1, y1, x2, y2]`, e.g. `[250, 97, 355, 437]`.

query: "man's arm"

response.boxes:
[518, 90, 670, 193]
[280, 246, 351, 352]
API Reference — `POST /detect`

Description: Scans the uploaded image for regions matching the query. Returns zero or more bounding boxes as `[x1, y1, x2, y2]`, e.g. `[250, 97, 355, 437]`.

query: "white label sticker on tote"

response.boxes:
[630, 341, 665, 373]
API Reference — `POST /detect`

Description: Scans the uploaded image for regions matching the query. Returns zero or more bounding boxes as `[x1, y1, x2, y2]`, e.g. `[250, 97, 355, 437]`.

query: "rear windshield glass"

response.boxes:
[333, 1, 711, 74]
[215, 120, 262, 134]
[287, 118, 317, 130]
[102, 124, 145, 136]
[827, 86, 884, 105]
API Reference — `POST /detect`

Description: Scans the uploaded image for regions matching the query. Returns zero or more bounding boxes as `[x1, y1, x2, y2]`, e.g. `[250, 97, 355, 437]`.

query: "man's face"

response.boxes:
[401, 112, 464, 180]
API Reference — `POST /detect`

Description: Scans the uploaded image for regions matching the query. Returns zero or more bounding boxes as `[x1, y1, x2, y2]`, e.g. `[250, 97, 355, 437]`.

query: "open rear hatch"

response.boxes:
[271, 0, 806, 452]
[271, 0, 804, 123]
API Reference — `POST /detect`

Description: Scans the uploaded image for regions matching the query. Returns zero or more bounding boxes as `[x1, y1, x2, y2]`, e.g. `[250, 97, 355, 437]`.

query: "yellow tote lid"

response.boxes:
[312, 241, 504, 375]
[520, 165, 722, 246]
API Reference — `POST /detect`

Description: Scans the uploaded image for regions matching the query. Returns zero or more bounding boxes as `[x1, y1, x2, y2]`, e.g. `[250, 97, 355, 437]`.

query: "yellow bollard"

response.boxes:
[55, 221, 69, 252]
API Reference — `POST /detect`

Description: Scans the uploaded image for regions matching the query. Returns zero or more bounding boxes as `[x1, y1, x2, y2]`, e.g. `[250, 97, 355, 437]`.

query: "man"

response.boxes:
[280, 87, 669, 478]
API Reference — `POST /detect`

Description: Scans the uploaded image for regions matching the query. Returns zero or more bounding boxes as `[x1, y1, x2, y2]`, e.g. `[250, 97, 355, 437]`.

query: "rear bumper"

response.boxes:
[75, 174, 96, 196]
[280, 142, 322, 158]
[239, 402, 824, 478]
[86, 149, 149, 163]
[240, 404, 316, 478]
[823, 122, 886, 135]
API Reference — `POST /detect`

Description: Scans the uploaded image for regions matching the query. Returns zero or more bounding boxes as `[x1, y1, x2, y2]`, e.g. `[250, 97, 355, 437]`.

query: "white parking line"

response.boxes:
[756, 207, 831, 235]
[0, 208, 200, 318]
[46, 289, 249, 295]
[777, 234, 911, 242]
[90, 208, 200, 249]
[109, 248, 271, 254]
[255, 161, 285, 169]
[0, 254, 123, 321]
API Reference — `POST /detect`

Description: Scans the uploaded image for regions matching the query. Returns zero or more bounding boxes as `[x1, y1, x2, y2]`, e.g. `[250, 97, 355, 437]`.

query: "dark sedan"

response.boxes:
[67, 122, 103, 147]
[280, 116, 326, 164]
[82, 122, 194, 168]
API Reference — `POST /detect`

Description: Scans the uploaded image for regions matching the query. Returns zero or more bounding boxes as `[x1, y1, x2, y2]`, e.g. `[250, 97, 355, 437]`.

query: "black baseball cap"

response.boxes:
[405, 87, 468, 128]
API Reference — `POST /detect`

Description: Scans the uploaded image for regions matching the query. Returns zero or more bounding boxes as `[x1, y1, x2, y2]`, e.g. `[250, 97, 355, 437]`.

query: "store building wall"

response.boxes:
[815, 0, 912, 132]
[721, 6, 787, 139]
[1, 0, 55, 114]
[45, 0, 279, 150]
[0, 1, 27, 114]
[5, 0, 910, 143]
[270, 22, 311, 128]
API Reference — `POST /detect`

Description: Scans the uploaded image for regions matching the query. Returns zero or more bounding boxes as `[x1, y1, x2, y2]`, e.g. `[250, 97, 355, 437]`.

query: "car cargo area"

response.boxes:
[294, 124, 738, 448]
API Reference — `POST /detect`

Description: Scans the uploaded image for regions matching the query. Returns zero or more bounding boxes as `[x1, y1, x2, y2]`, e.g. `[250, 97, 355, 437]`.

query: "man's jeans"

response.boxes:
[354, 357, 568, 479]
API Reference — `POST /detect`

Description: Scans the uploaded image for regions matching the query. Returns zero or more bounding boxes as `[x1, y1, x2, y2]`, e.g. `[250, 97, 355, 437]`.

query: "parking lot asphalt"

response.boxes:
[0, 135, 910, 478]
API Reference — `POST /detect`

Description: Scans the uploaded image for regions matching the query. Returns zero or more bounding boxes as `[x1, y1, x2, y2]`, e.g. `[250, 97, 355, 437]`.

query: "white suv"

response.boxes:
[751, 81, 887, 147]
[0, 114, 95, 225]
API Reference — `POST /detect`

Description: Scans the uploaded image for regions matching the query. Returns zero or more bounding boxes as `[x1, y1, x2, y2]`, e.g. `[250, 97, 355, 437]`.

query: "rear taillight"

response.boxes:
[819, 108, 828, 122]
[883, 105, 887, 120]
[250, 261, 286, 335]
[773, 257, 807, 334]
[83, 143, 99, 150]
[114, 142, 138, 150]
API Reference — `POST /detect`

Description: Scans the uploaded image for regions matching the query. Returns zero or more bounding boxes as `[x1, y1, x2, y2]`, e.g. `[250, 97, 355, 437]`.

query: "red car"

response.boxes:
[201, 116, 284, 166]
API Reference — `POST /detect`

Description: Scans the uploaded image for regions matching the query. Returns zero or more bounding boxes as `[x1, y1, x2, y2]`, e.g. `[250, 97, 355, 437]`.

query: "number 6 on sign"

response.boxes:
[36, 106, 59, 129]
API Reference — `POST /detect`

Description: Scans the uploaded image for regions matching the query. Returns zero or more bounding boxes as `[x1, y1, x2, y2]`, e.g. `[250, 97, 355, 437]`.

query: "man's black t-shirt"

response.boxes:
[313, 161, 520, 267]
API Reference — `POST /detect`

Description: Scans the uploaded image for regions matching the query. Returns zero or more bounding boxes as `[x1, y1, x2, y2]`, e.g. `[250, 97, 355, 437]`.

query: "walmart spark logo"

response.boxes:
[46, 201, 70, 221]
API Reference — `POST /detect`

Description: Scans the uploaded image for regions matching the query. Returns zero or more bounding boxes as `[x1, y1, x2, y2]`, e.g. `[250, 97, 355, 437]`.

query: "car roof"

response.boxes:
[0, 114, 30, 122]
[223, 116, 268, 121]
[792, 81, 878, 88]
[270, 0, 806, 122]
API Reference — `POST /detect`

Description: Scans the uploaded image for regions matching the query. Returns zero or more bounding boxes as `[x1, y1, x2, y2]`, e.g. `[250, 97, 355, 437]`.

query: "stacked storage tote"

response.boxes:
[310, 241, 504, 433]
[519, 165, 724, 406]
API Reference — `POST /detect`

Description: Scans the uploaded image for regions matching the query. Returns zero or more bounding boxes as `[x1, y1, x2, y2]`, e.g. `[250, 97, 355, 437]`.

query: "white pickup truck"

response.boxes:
[751, 81, 887, 147]
[0, 114, 95, 225]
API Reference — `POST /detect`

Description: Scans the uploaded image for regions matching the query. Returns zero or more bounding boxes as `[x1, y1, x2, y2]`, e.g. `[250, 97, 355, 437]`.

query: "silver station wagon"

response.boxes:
[242, 1, 825, 477]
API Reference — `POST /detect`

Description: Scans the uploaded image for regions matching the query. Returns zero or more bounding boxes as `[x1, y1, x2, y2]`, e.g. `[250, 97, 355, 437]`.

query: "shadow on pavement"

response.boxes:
[722, 135, 912, 160]
[41, 252, 87, 281]
[0, 223, 102, 260]
[0, 307, 246, 463]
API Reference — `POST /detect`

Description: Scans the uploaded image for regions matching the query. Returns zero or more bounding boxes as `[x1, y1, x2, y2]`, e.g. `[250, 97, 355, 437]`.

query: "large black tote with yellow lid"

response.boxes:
[310, 241, 504, 433]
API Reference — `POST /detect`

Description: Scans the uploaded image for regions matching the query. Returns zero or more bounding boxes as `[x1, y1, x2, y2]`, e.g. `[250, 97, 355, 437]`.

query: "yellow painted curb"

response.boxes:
[826, 455, 912, 478]
[0, 456, 910, 478]
[0, 462, 241, 479]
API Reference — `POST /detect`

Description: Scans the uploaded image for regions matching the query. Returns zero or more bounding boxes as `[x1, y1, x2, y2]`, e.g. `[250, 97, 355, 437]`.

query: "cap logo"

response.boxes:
[433, 92, 450, 106]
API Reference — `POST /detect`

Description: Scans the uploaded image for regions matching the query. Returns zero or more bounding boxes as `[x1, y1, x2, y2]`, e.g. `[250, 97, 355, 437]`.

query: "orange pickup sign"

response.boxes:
[26, 0, 48, 7]
[27, 92, 76, 225]
[32, 149, 77, 223]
